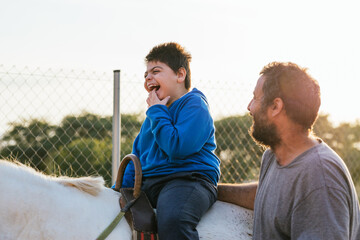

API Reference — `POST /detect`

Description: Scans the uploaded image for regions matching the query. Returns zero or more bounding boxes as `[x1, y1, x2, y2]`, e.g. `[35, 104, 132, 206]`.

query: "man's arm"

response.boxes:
[217, 182, 258, 210]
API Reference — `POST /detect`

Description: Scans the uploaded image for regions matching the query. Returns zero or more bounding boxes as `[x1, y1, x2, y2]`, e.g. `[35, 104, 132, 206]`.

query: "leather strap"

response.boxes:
[120, 189, 157, 233]
[96, 211, 125, 240]
[114, 154, 142, 198]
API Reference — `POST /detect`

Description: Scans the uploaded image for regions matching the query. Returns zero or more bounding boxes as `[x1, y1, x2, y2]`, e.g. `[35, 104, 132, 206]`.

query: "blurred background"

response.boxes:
[1, 0, 359, 197]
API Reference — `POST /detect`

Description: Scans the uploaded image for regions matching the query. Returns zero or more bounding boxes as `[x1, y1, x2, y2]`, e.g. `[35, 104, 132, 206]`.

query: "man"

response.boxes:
[218, 62, 360, 239]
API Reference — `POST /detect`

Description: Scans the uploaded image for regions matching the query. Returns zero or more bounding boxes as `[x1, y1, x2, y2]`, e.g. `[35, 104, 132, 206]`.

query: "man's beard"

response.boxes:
[249, 110, 281, 149]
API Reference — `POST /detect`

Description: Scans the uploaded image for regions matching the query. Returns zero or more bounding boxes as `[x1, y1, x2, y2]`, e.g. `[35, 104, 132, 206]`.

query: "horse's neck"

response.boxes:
[0, 160, 131, 240]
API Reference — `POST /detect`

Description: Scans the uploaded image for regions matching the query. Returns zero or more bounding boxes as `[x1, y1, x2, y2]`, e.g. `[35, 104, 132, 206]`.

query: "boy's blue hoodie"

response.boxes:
[121, 88, 220, 187]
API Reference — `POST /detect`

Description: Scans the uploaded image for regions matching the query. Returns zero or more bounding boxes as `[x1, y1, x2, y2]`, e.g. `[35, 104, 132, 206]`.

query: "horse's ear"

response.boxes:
[56, 176, 105, 196]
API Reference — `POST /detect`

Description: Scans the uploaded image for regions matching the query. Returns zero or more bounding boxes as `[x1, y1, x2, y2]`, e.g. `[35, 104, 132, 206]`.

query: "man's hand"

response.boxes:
[146, 90, 170, 107]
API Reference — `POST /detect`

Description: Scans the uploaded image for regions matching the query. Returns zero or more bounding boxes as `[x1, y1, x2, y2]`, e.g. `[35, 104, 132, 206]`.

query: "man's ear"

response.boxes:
[177, 67, 186, 83]
[271, 97, 284, 117]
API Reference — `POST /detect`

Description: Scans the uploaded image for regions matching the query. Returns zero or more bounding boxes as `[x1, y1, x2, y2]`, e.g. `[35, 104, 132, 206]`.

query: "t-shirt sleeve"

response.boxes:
[291, 186, 350, 239]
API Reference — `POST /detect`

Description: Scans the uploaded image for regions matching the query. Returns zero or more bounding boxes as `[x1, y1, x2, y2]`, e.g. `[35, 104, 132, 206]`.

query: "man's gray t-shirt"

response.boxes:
[253, 140, 360, 239]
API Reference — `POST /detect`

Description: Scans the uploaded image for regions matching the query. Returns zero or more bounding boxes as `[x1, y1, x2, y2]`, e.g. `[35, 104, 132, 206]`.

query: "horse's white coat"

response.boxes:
[0, 160, 253, 240]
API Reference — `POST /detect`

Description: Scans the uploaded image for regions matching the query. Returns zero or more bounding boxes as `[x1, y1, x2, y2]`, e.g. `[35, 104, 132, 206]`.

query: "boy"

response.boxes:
[121, 42, 220, 240]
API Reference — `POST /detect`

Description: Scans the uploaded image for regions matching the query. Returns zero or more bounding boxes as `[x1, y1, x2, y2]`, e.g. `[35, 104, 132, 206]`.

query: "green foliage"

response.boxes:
[48, 138, 113, 185]
[215, 115, 264, 183]
[0, 112, 142, 186]
[0, 119, 56, 170]
[119, 113, 142, 160]
[53, 113, 113, 148]
[1, 112, 359, 192]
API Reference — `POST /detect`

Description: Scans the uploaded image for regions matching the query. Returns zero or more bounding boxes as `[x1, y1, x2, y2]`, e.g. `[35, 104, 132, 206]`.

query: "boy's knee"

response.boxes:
[158, 210, 181, 226]
[158, 209, 197, 229]
[157, 211, 198, 240]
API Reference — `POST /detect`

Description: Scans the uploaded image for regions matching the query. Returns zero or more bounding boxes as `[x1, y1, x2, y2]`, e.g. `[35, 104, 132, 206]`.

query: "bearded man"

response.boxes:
[218, 62, 360, 240]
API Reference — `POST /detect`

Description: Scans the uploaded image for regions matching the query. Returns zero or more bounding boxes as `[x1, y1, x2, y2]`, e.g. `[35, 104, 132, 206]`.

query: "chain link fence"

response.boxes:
[1, 65, 359, 200]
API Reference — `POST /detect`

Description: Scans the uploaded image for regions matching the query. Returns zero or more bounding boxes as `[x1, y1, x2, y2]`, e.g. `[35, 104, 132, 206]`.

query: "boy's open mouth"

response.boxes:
[148, 84, 160, 91]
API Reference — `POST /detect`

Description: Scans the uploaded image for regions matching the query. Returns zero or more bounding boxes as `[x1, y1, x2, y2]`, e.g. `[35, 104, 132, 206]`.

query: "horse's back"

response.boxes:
[198, 200, 253, 239]
[0, 160, 253, 240]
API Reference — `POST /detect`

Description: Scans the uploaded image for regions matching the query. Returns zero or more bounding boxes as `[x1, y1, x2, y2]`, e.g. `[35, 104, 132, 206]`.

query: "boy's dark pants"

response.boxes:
[141, 172, 217, 240]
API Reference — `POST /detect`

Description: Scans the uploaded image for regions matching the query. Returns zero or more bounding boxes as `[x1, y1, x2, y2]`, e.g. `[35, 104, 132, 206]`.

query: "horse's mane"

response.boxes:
[54, 176, 105, 196]
[0, 159, 105, 196]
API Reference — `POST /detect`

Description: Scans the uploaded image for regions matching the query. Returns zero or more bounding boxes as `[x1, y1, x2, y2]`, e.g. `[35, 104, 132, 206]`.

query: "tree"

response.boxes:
[0, 119, 56, 171]
[0, 112, 143, 186]
[1, 112, 358, 193]
[214, 114, 264, 183]
[119, 113, 143, 159]
[51, 112, 113, 148]
[46, 112, 142, 185]
[48, 138, 113, 184]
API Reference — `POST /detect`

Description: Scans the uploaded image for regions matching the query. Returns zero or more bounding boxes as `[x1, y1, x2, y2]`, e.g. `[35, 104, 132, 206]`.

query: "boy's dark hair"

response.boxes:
[260, 62, 321, 131]
[145, 42, 192, 90]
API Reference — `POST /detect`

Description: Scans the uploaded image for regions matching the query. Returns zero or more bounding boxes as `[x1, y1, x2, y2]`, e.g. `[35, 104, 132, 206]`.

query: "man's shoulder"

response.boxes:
[314, 141, 343, 163]
[288, 141, 341, 169]
[311, 142, 349, 175]
[299, 142, 353, 193]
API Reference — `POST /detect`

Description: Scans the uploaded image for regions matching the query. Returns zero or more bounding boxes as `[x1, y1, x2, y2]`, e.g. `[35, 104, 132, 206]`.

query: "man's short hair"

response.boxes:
[145, 42, 192, 90]
[260, 62, 321, 130]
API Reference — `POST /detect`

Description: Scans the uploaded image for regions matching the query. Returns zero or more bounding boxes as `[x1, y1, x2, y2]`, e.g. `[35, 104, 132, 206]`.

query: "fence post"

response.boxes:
[112, 70, 121, 185]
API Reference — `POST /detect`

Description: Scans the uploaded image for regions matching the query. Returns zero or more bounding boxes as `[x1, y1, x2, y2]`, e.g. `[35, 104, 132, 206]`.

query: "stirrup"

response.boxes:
[114, 154, 158, 240]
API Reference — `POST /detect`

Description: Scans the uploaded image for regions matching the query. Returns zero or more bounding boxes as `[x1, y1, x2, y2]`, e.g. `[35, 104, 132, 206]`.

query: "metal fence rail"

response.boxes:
[1, 65, 359, 200]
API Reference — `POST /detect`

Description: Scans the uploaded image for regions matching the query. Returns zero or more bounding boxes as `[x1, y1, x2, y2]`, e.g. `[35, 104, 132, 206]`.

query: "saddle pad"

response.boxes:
[120, 188, 157, 234]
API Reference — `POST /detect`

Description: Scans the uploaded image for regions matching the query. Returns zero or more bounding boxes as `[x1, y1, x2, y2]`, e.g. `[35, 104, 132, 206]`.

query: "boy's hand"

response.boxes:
[147, 90, 170, 107]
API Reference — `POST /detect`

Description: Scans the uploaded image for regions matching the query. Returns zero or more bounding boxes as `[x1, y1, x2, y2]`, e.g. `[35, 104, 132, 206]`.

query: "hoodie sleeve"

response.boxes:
[146, 94, 214, 160]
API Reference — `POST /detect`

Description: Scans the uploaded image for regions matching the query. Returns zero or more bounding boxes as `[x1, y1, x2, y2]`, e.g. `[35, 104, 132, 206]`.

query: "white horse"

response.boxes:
[0, 159, 253, 240]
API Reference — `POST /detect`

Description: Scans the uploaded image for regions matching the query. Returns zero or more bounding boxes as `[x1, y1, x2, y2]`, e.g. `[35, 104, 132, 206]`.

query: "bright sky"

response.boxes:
[1, 0, 360, 124]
